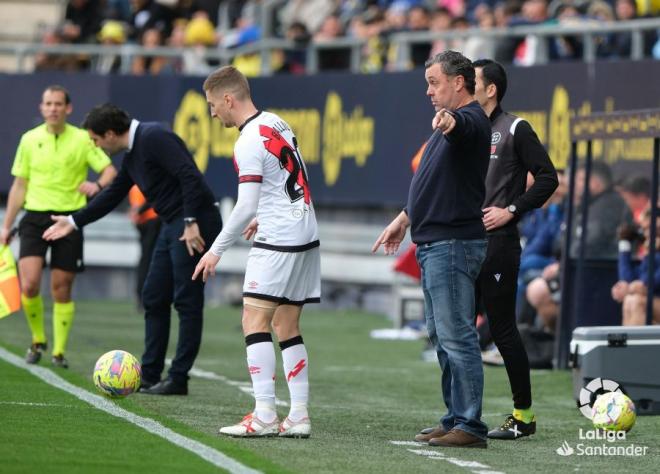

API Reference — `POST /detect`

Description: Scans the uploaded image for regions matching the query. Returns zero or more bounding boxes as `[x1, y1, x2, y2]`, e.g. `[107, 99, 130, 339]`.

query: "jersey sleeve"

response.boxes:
[234, 135, 264, 183]
[83, 134, 112, 173]
[11, 136, 30, 178]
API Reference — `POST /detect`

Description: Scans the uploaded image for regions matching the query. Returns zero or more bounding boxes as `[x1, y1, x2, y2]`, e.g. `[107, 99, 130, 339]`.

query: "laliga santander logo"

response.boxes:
[578, 377, 624, 419]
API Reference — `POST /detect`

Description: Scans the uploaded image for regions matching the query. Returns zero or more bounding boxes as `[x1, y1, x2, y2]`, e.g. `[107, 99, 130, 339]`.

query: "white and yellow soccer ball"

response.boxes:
[591, 391, 637, 432]
[93, 350, 142, 398]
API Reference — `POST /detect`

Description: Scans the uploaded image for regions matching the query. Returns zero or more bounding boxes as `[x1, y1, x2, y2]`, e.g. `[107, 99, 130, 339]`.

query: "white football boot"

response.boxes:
[278, 417, 311, 438]
[218, 413, 279, 437]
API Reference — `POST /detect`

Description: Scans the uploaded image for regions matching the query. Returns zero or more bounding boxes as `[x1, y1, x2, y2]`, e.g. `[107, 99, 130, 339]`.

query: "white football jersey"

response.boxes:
[234, 111, 318, 247]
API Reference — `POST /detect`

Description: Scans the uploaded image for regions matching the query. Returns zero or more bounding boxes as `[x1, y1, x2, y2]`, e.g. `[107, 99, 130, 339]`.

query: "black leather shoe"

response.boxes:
[140, 378, 188, 395]
[138, 379, 159, 392]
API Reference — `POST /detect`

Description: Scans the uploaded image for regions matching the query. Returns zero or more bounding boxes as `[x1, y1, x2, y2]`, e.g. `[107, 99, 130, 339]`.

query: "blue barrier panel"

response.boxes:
[2, 61, 660, 205]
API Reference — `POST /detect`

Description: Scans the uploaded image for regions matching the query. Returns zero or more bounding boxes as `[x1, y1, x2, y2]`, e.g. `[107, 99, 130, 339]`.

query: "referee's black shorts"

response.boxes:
[19, 210, 84, 273]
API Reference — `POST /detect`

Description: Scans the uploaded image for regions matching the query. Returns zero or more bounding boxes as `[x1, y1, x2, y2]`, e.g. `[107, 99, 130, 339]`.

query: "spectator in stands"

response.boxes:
[526, 162, 632, 332]
[407, 5, 433, 67]
[353, 7, 389, 73]
[587, 0, 617, 58]
[617, 175, 651, 224]
[493, 0, 522, 62]
[612, 208, 660, 325]
[570, 162, 632, 259]
[44, 103, 222, 395]
[0, 85, 117, 368]
[608, 0, 655, 58]
[279, 0, 337, 35]
[132, 27, 169, 75]
[429, 7, 454, 58]
[35, 28, 86, 72]
[510, 0, 554, 66]
[105, 0, 133, 22]
[463, 9, 497, 60]
[62, 0, 104, 43]
[182, 14, 218, 75]
[277, 22, 311, 74]
[374, 51, 491, 448]
[95, 20, 126, 74]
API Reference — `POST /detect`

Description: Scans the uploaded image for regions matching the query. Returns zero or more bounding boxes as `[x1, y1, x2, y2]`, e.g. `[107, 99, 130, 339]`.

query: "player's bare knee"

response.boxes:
[242, 301, 275, 335]
[20, 281, 40, 298]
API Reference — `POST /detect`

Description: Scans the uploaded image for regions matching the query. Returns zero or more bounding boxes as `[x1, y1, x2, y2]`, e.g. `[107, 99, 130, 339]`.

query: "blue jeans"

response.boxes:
[141, 206, 222, 384]
[416, 238, 488, 439]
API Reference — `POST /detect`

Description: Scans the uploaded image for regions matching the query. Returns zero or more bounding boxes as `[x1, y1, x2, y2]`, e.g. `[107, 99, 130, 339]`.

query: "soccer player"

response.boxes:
[43, 104, 222, 395]
[0, 85, 117, 368]
[193, 66, 320, 438]
[373, 51, 491, 448]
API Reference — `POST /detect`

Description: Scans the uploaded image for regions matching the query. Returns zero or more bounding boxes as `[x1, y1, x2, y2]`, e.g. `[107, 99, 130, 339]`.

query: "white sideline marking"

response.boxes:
[389, 441, 426, 446]
[394, 440, 506, 473]
[407, 448, 445, 457]
[168, 358, 288, 407]
[447, 458, 489, 468]
[0, 401, 75, 408]
[0, 347, 261, 474]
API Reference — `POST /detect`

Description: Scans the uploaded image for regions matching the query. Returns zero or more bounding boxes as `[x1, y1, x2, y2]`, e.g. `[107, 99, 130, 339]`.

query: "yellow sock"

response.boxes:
[513, 408, 535, 424]
[53, 301, 75, 356]
[22, 294, 46, 344]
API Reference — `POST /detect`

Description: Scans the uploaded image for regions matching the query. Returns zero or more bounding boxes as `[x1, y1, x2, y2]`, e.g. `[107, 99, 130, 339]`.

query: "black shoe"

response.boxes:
[51, 354, 69, 369]
[25, 343, 47, 364]
[140, 378, 188, 395]
[138, 379, 159, 392]
[487, 414, 536, 440]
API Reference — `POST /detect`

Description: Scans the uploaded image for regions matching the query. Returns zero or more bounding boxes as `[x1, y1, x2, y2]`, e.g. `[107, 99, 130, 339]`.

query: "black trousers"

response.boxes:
[140, 206, 222, 385]
[475, 233, 532, 409]
[136, 217, 161, 306]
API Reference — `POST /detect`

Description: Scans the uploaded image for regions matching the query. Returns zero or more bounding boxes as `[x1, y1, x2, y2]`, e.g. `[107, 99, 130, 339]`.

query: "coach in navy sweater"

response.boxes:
[373, 51, 491, 448]
[44, 104, 222, 395]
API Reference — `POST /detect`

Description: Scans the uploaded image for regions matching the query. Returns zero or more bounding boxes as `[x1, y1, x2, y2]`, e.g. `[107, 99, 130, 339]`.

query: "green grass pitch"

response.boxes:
[0, 300, 658, 473]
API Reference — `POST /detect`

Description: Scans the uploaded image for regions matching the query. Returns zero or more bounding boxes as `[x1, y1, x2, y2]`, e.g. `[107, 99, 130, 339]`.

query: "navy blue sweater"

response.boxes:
[74, 122, 216, 226]
[407, 101, 491, 243]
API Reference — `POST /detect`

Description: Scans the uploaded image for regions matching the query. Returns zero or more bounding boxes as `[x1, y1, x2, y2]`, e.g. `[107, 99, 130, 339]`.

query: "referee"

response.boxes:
[472, 59, 558, 439]
[0, 85, 117, 368]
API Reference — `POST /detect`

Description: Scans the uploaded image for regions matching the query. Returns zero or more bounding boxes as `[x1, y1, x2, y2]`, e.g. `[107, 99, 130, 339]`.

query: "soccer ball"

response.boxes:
[93, 350, 141, 398]
[591, 391, 637, 432]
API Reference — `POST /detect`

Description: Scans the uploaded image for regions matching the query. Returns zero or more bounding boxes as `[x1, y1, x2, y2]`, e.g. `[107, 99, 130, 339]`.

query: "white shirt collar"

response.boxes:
[127, 119, 140, 151]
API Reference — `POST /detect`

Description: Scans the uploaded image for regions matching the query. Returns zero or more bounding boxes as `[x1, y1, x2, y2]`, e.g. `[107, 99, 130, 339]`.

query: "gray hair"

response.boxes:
[425, 50, 476, 95]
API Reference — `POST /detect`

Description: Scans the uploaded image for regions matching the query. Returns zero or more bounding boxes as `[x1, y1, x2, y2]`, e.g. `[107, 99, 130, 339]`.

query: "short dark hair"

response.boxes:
[425, 50, 475, 95]
[619, 175, 651, 196]
[472, 58, 508, 104]
[44, 85, 71, 104]
[82, 103, 131, 135]
[588, 161, 613, 188]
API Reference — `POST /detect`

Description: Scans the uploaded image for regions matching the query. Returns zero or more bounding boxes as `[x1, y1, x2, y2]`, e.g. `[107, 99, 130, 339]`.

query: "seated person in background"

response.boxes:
[612, 209, 660, 325]
[519, 170, 566, 281]
[526, 162, 631, 331]
[616, 174, 651, 225]
[131, 27, 168, 75]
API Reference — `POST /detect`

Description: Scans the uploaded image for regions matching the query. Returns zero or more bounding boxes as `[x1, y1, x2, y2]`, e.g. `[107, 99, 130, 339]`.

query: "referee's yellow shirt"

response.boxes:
[11, 123, 111, 212]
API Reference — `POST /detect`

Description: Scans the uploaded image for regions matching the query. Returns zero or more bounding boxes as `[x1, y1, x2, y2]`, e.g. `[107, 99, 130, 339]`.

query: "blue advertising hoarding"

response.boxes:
[1, 61, 659, 206]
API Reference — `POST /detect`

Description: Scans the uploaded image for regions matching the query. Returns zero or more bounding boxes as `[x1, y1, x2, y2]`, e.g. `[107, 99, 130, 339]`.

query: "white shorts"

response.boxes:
[243, 244, 321, 306]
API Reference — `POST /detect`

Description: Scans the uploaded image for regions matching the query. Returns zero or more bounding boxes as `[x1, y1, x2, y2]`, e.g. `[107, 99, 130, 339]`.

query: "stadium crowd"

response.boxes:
[36, 0, 660, 75]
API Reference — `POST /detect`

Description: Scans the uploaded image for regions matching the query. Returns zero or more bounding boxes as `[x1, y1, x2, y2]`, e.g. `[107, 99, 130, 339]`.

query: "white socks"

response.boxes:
[280, 336, 309, 422]
[245, 333, 310, 423]
[245, 333, 277, 423]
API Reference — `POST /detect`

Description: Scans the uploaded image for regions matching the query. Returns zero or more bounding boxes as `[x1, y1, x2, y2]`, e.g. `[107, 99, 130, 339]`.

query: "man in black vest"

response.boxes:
[43, 104, 222, 395]
[472, 59, 557, 439]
